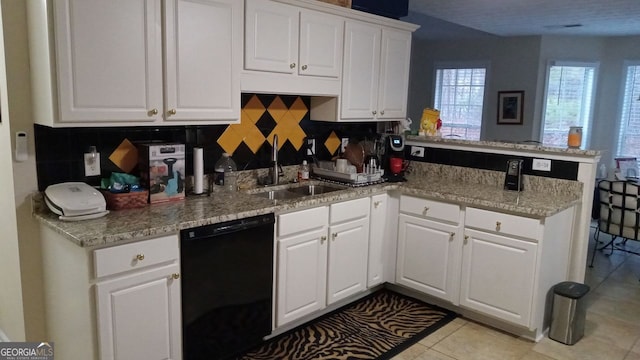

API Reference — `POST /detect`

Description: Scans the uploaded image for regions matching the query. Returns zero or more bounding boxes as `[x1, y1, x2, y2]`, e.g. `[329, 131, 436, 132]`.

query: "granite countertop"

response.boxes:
[405, 136, 602, 157]
[33, 178, 580, 247]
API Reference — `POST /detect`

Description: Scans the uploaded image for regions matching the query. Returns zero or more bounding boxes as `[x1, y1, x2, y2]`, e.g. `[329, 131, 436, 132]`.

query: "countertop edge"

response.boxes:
[33, 182, 579, 247]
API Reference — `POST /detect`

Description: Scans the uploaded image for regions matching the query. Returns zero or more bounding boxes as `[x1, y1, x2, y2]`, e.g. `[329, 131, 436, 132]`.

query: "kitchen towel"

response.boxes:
[193, 147, 204, 194]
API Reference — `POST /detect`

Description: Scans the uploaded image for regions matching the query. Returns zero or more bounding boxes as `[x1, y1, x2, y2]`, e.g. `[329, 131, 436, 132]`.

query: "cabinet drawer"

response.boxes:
[400, 195, 460, 223]
[330, 197, 370, 223]
[279, 206, 329, 237]
[465, 207, 541, 241]
[94, 235, 179, 278]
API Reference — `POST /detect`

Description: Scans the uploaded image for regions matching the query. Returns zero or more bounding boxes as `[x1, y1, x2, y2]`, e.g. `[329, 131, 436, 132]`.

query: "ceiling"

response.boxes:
[408, 0, 640, 37]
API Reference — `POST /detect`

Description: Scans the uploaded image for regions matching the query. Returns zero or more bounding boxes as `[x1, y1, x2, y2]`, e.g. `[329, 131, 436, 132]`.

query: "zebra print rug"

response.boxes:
[236, 290, 457, 360]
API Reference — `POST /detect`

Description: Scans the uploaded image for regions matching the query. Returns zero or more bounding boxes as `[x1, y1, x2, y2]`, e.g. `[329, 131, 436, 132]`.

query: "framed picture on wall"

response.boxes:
[497, 91, 524, 125]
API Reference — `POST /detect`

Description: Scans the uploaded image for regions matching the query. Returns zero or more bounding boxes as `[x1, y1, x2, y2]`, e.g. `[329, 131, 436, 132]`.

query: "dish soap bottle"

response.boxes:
[214, 153, 238, 191]
[298, 160, 310, 182]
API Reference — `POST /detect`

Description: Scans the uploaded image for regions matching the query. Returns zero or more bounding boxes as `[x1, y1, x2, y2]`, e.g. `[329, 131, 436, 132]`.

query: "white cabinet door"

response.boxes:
[341, 20, 381, 120]
[276, 226, 328, 327]
[95, 264, 181, 360]
[377, 28, 412, 120]
[164, 0, 241, 122]
[299, 10, 344, 78]
[54, 0, 163, 122]
[460, 229, 537, 327]
[396, 214, 460, 303]
[368, 194, 387, 287]
[244, 0, 298, 74]
[327, 216, 370, 305]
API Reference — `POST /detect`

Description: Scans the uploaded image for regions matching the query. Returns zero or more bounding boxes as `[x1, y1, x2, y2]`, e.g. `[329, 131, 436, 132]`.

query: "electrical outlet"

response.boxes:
[341, 138, 349, 152]
[84, 153, 101, 176]
[307, 138, 316, 156]
[411, 146, 425, 158]
[532, 158, 551, 172]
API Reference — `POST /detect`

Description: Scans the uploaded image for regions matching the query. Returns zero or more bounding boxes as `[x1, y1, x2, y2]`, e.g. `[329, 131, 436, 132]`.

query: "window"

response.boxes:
[434, 65, 487, 140]
[541, 62, 598, 147]
[616, 63, 640, 158]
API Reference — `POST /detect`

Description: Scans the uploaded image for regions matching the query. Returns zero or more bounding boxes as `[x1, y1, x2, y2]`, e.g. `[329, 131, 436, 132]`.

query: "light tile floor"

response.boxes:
[394, 229, 640, 360]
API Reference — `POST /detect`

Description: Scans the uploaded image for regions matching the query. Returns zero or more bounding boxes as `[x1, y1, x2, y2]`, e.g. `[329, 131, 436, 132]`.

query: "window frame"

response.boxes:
[539, 60, 599, 148]
[615, 60, 640, 158]
[432, 61, 490, 140]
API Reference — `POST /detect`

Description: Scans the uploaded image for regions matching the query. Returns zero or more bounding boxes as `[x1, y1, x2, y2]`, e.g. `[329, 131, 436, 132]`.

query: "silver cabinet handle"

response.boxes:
[449, 232, 455, 240]
[332, 233, 338, 240]
[372, 110, 377, 115]
[135, 254, 145, 261]
[380, 110, 385, 116]
[168, 109, 177, 116]
[374, 201, 381, 208]
[422, 207, 429, 215]
[320, 236, 327, 244]
[301, 64, 308, 70]
[290, 63, 296, 69]
[464, 235, 469, 244]
[496, 221, 501, 231]
[171, 273, 180, 280]
[148, 109, 158, 116]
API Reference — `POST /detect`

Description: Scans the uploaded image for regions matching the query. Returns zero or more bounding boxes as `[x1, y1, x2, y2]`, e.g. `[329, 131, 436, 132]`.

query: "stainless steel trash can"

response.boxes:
[548, 281, 590, 345]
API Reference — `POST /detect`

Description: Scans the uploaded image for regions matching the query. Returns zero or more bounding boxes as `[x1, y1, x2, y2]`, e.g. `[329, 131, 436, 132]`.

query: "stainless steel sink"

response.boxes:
[286, 184, 346, 196]
[248, 182, 347, 200]
[252, 188, 304, 200]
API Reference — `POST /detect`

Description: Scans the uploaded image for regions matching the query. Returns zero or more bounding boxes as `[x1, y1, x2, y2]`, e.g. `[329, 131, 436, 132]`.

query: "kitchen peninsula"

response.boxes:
[33, 138, 598, 360]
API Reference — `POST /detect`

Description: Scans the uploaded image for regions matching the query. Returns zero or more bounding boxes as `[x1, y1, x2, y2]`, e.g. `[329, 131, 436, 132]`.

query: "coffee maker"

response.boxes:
[382, 134, 406, 182]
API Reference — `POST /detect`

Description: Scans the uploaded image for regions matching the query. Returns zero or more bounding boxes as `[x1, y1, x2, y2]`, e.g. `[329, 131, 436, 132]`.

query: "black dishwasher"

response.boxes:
[180, 213, 275, 360]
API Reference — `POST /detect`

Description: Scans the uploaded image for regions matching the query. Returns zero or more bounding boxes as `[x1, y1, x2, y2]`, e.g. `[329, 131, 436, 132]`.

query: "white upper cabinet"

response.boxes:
[377, 28, 412, 120]
[30, 0, 241, 126]
[341, 21, 412, 121]
[53, 0, 163, 123]
[341, 21, 381, 120]
[298, 10, 344, 78]
[245, 0, 343, 78]
[245, 0, 299, 74]
[163, 0, 241, 122]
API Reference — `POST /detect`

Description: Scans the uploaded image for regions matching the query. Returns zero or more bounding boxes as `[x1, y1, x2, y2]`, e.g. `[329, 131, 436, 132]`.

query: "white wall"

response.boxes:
[407, 33, 541, 142]
[407, 19, 640, 163]
[2, 0, 45, 341]
[0, 0, 26, 342]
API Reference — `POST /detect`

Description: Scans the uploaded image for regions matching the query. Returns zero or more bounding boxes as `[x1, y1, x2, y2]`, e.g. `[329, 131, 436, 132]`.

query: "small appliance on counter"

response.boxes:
[44, 182, 109, 221]
[382, 134, 407, 182]
[138, 143, 185, 204]
[504, 159, 524, 191]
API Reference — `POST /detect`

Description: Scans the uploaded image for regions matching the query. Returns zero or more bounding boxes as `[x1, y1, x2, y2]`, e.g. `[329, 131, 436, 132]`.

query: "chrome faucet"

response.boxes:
[271, 134, 281, 185]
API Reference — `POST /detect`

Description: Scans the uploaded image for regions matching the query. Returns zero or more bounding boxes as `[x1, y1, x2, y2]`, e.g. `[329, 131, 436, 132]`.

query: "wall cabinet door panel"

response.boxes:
[164, 0, 241, 121]
[54, 0, 163, 122]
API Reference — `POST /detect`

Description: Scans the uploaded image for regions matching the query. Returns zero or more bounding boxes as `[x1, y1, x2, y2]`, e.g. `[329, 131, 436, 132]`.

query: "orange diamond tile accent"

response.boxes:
[109, 138, 138, 173]
[325, 131, 341, 156]
[217, 126, 243, 155]
[235, 112, 267, 154]
[288, 125, 306, 151]
[267, 96, 288, 122]
[289, 97, 308, 122]
[243, 95, 266, 124]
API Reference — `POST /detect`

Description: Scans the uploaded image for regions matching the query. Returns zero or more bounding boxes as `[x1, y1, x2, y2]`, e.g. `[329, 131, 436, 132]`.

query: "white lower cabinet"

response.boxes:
[95, 264, 182, 360]
[94, 236, 182, 360]
[396, 196, 462, 303]
[367, 193, 387, 287]
[276, 206, 329, 327]
[396, 196, 575, 337]
[459, 229, 537, 327]
[276, 197, 370, 327]
[39, 226, 182, 360]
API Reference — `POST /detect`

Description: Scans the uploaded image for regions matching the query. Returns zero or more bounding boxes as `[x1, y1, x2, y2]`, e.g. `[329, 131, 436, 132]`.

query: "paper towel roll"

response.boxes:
[193, 147, 204, 194]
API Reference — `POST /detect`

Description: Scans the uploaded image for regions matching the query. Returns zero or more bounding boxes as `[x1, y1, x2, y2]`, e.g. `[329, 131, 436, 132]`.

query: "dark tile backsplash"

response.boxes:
[34, 94, 378, 190]
[405, 146, 579, 181]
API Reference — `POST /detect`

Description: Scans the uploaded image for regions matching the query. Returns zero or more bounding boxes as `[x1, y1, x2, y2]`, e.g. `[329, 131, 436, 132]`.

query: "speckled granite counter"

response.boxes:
[33, 175, 581, 247]
[405, 135, 601, 157]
